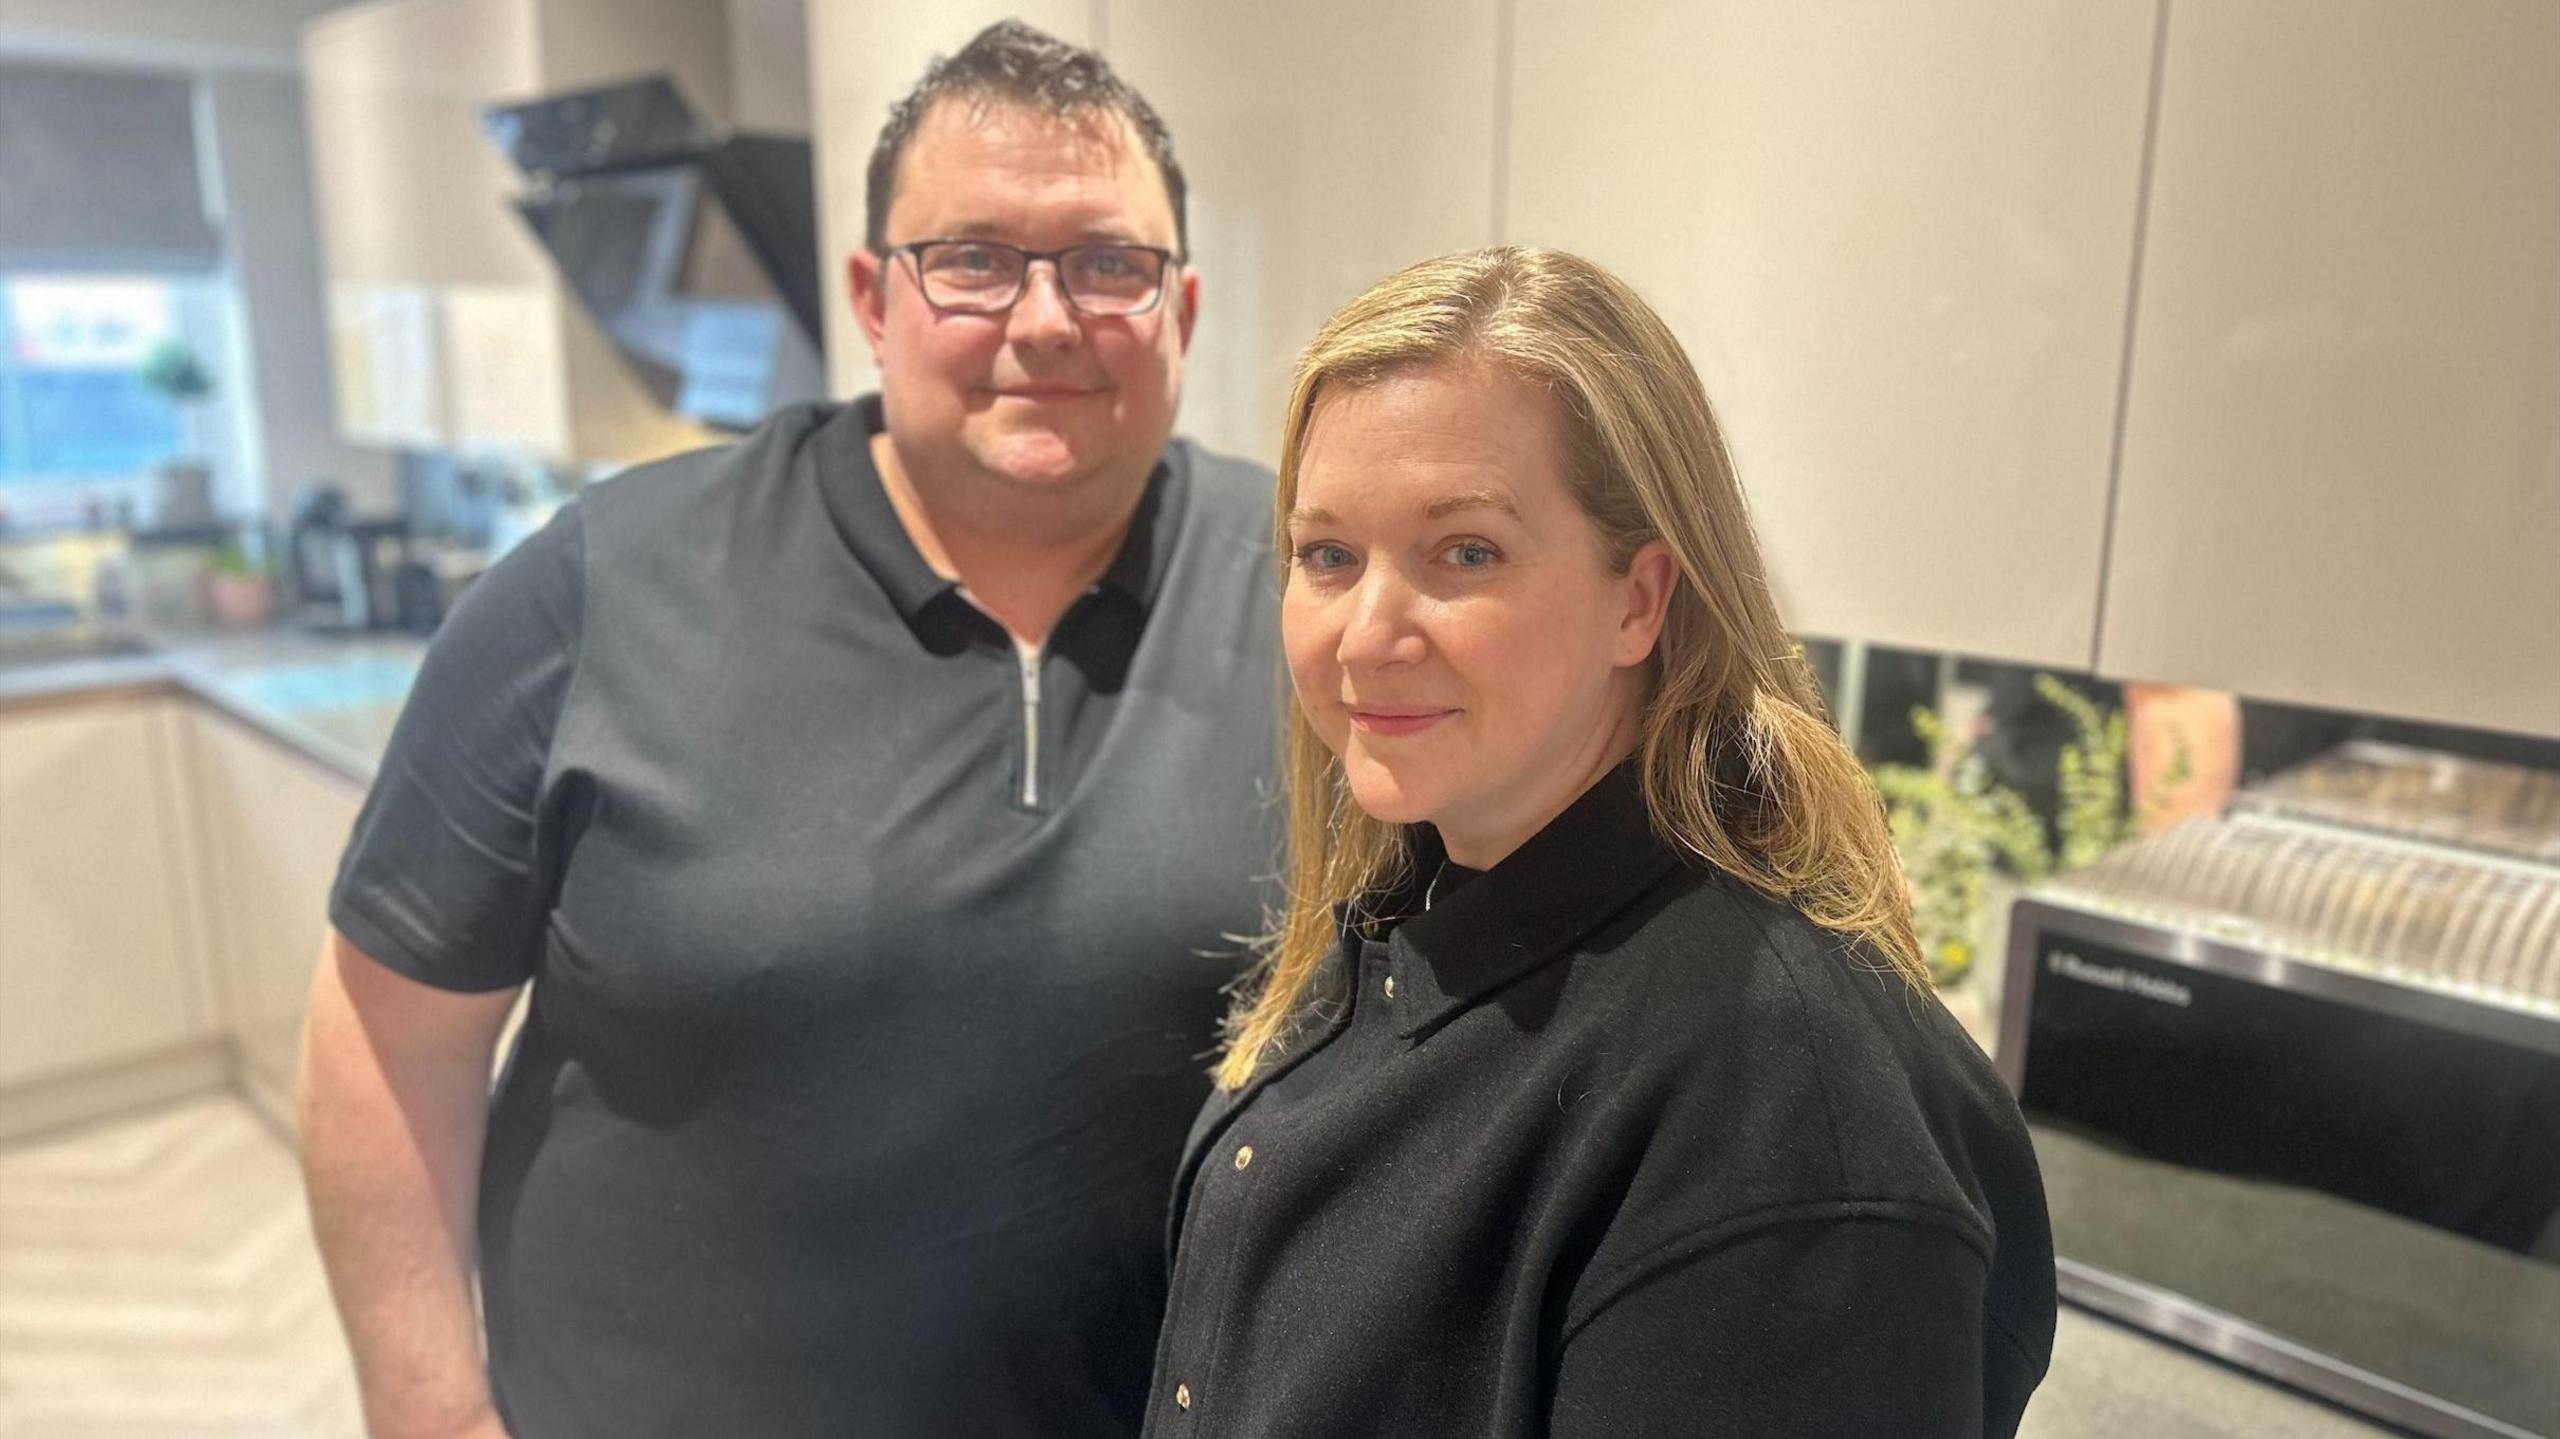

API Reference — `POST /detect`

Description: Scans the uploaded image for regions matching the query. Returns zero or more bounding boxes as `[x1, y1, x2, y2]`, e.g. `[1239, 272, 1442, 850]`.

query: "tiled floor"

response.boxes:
[0, 1095, 2397, 1439]
[0, 1097, 361, 1438]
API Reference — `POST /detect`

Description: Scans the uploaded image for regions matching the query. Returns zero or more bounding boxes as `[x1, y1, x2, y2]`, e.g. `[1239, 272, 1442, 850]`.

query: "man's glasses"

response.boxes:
[885, 239, 1180, 317]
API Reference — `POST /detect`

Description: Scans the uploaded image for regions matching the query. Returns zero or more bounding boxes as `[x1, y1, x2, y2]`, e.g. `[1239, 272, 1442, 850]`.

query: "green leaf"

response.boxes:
[138, 339, 215, 402]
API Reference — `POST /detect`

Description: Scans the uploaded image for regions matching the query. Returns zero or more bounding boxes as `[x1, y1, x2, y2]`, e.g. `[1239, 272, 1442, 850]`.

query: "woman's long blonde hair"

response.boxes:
[1215, 246, 1924, 1091]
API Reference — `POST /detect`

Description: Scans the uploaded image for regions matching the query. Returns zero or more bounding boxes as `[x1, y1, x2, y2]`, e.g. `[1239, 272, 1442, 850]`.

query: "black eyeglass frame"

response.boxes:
[881, 238, 1184, 318]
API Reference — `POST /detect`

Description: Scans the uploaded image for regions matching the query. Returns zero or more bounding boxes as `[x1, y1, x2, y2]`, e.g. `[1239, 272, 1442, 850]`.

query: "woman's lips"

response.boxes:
[1347, 708, 1458, 738]
[993, 384, 1099, 401]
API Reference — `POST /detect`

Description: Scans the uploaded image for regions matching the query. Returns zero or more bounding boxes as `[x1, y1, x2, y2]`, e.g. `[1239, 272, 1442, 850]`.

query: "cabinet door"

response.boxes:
[1105, 0, 1501, 465]
[181, 709, 366, 1115]
[807, 0, 1093, 400]
[1506, 1, 2159, 668]
[303, 0, 725, 464]
[0, 698, 210, 1088]
[304, 0, 541, 451]
[2099, 0, 2560, 736]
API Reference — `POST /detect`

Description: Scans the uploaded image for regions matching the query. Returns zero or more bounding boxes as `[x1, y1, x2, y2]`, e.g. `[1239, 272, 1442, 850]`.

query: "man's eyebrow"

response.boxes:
[1423, 490, 1520, 520]
[918, 223, 1153, 245]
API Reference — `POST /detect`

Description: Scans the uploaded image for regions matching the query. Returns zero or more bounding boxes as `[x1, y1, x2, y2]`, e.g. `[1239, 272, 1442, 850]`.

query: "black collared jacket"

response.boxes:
[1144, 767, 2056, 1438]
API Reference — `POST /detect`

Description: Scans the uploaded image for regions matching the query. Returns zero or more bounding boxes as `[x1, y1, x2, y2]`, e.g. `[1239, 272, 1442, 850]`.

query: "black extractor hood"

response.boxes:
[484, 76, 825, 432]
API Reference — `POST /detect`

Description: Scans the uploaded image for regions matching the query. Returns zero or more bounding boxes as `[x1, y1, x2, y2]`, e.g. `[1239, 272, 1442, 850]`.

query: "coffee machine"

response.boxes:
[286, 486, 410, 632]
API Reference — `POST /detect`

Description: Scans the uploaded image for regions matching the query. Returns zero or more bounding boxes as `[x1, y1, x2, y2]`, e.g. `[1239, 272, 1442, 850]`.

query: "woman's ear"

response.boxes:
[1614, 540, 1679, 669]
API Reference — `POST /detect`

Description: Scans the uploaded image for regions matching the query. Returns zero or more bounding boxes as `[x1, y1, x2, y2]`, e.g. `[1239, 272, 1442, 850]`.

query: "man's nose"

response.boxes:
[1338, 568, 1427, 670]
[1007, 261, 1082, 348]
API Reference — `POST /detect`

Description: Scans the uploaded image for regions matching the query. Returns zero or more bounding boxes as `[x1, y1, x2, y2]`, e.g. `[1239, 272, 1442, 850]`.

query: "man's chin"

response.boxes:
[966, 423, 1108, 488]
[974, 448, 1090, 490]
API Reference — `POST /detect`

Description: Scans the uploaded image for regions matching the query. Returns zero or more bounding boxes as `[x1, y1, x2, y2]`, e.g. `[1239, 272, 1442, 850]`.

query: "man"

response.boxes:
[298, 23, 1278, 1437]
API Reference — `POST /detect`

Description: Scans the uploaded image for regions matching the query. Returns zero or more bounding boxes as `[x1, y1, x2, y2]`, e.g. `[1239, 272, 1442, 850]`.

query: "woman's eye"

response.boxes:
[1442, 540, 1501, 568]
[1293, 542, 1356, 572]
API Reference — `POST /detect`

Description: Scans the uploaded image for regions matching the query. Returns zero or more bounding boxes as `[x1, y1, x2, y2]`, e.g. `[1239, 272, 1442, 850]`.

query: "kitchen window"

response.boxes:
[0, 271, 244, 530]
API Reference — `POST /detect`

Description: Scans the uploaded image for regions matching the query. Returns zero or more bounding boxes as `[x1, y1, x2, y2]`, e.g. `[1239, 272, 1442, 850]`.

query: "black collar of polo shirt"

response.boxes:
[1362, 762, 1685, 1043]
[819, 395, 1187, 645]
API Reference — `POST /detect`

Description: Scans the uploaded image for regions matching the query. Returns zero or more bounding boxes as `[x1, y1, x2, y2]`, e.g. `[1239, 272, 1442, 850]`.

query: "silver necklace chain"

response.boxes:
[1423, 859, 1450, 913]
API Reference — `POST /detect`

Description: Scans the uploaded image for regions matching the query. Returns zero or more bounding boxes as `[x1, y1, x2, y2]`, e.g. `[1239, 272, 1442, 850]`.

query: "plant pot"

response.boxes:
[204, 570, 275, 629]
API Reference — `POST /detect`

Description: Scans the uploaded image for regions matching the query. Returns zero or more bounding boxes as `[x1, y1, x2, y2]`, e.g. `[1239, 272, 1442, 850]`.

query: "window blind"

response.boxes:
[0, 61, 221, 271]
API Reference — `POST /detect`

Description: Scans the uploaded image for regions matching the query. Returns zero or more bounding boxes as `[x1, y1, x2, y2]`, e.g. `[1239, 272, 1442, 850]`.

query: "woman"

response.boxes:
[1143, 248, 2055, 1438]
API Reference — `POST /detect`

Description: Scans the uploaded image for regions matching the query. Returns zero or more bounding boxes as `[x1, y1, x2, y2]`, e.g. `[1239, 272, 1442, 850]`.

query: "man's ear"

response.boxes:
[849, 249, 889, 359]
[1174, 266, 1201, 352]
[1615, 540, 1680, 669]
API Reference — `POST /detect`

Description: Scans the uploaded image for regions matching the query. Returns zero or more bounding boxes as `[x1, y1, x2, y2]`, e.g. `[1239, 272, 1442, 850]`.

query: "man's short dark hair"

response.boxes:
[864, 20, 1189, 256]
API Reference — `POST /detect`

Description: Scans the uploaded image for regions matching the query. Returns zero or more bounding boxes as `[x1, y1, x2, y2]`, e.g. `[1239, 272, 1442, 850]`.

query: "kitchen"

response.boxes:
[2, 1, 2556, 1435]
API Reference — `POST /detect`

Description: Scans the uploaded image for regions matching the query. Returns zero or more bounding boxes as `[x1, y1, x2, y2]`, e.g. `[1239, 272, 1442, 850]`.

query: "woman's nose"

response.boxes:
[1337, 569, 1426, 670]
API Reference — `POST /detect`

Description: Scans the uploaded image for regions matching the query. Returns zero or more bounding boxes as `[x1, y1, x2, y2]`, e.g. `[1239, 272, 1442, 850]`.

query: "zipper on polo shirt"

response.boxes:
[1000, 585, 1099, 812]
[1017, 647, 1043, 808]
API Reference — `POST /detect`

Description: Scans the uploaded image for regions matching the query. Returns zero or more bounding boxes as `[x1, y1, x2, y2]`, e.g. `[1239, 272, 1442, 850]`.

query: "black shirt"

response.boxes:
[1146, 767, 2056, 1438]
[330, 399, 1282, 1437]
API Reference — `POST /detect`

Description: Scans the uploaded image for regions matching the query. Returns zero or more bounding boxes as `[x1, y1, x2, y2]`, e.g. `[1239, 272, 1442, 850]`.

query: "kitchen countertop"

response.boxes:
[0, 628, 426, 786]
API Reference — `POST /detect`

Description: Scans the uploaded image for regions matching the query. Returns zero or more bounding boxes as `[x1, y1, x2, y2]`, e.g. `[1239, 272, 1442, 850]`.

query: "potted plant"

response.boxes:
[1873, 675, 2192, 991]
[204, 531, 276, 629]
[138, 339, 217, 527]
[1872, 705, 2054, 990]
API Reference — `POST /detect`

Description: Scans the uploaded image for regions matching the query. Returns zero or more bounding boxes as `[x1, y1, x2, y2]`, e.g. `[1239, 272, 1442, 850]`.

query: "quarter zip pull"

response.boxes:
[1017, 647, 1043, 808]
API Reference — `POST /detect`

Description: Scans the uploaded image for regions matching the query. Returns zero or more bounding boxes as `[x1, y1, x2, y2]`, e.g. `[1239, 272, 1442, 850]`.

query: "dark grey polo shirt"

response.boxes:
[330, 398, 1281, 1438]
[1145, 766, 2056, 1438]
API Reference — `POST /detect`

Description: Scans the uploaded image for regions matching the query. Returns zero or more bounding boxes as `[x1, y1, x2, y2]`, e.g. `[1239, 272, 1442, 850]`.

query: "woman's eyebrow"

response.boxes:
[1423, 490, 1520, 520]
[1287, 491, 1519, 529]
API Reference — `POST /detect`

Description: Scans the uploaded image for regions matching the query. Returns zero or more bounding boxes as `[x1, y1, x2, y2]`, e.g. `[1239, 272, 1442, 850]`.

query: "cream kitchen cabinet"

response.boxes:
[1504, 0, 2160, 670]
[178, 707, 367, 1128]
[302, 0, 732, 464]
[0, 695, 216, 1095]
[1104, 0, 1501, 464]
[798, 2, 2557, 731]
[2097, 0, 2560, 737]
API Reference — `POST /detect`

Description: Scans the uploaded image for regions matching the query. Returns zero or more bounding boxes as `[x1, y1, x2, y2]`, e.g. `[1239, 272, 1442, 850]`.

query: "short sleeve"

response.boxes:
[1550, 1216, 2009, 1438]
[328, 503, 585, 992]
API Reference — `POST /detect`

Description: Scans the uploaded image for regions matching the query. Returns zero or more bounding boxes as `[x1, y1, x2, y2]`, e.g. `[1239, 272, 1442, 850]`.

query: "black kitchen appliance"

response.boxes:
[286, 486, 413, 632]
[2000, 746, 2560, 1438]
[482, 76, 825, 431]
